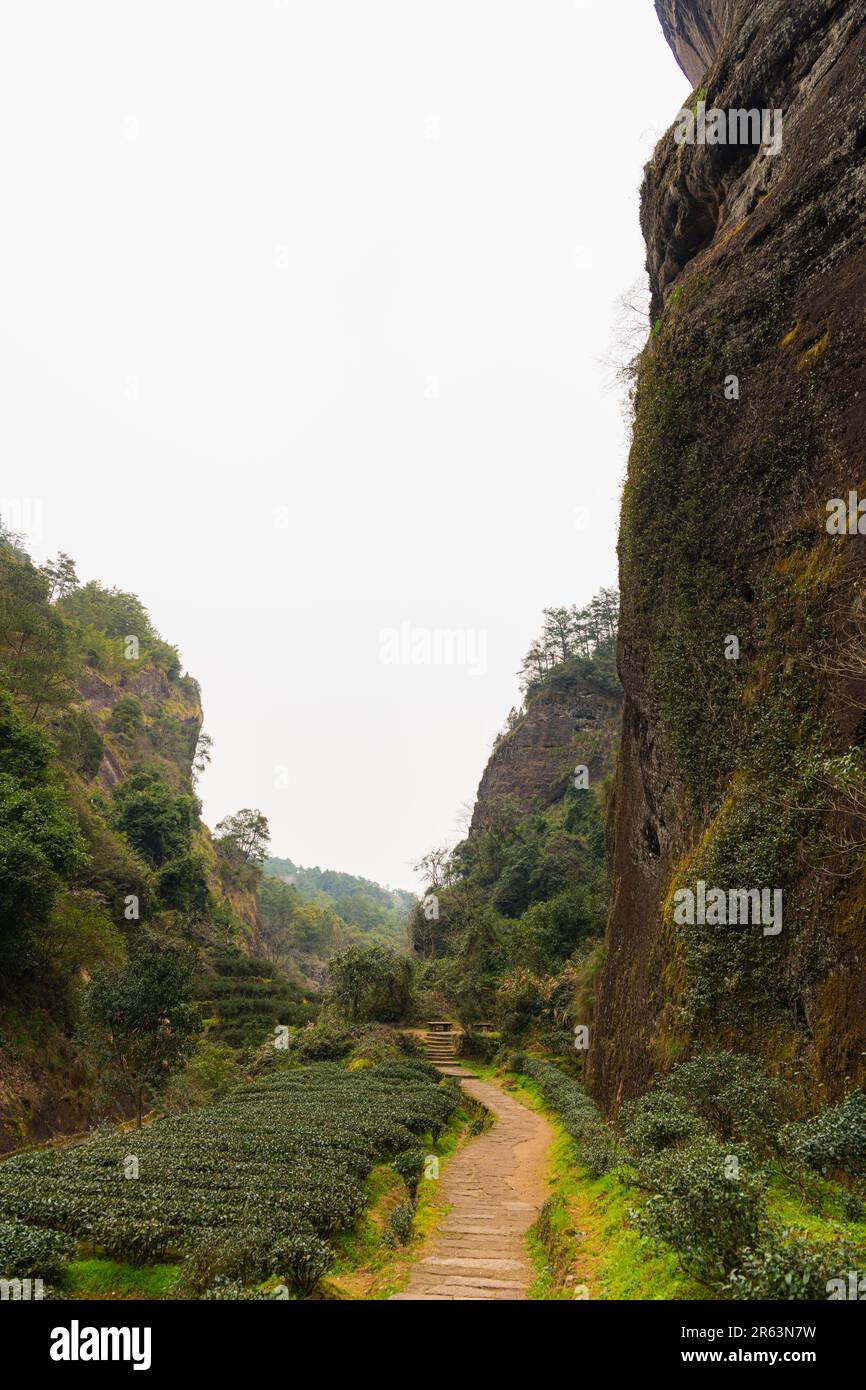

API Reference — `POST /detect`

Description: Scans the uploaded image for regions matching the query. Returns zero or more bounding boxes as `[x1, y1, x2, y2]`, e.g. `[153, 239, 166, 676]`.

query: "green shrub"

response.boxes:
[200, 1277, 272, 1300]
[634, 1138, 766, 1287]
[779, 1091, 866, 1179]
[459, 1032, 499, 1064]
[156, 854, 210, 914]
[110, 768, 196, 869]
[660, 1052, 795, 1151]
[382, 1200, 415, 1248]
[55, 710, 104, 778]
[180, 1229, 278, 1294]
[108, 695, 144, 740]
[290, 1021, 355, 1063]
[270, 1232, 333, 1296]
[183, 1227, 331, 1298]
[535, 1193, 564, 1254]
[392, 1149, 426, 1200]
[619, 1091, 708, 1156]
[0, 1218, 72, 1281]
[91, 1214, 180, 1266]
[373, 1059, 440, 1086]
[515, 1058, 623, 1176]
[726, 1226, 866, 1301]
[326, 943, 413, 1024]
[346, 1027, 425, 1067]
[161, 1041, 245, 1114]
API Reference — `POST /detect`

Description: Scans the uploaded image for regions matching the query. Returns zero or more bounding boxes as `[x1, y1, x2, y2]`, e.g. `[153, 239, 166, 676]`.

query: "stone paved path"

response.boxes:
[391, 1070, 553, 1301]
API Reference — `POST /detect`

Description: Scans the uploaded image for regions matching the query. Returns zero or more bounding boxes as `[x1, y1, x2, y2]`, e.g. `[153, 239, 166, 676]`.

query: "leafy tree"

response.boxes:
[110, 768, 197, 868]
[147, 711, 197, 768]
[192, 730, 213, 785]
[54, 709, 105, 778]
[327, 944, 412, 1023]
[109, 694, 144, 740]
[0, 545, 72, 717]
[517, 587, 620, 697]
[214, 808, 270, 866]
[58, 581, 183, 679]
[73, 791, 154, 925]
[413, 845, 452, 891]
[290, 901, 343, 954]
[507, 885, 603, 972]
[0, 690, 88, 973]
[41, 890, 126, 977]
[258, 873, 302, 935]
[59, 580, 157, 643]
[156, 854, 211, 916]
[81, 942, 202, 1126]
[333, 892, 386, 933]
[257, 876, 344, 964]
[40, 552, 79, 604]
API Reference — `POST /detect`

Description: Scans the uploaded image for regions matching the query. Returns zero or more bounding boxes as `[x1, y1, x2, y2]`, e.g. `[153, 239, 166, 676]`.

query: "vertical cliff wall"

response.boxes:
[588, 0, 866, 1107]
[654, 0, 736, 84]
[471, 672, 621, 833]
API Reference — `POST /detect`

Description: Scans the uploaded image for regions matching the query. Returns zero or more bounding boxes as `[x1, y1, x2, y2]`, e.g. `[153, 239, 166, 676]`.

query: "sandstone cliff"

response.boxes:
[588, 0, 866, 1107]
[471, 669, 622, 834]
[654, 0, 736, 84]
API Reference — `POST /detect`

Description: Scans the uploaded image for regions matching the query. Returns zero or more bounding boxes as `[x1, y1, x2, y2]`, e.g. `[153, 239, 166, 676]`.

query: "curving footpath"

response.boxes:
[391, 1070, 553, 1301]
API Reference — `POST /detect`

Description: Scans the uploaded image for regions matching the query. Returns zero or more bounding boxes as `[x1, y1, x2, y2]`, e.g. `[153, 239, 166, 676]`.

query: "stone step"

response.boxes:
[420, 1256, 525, 1273]
[411, 1274, 526, 1291]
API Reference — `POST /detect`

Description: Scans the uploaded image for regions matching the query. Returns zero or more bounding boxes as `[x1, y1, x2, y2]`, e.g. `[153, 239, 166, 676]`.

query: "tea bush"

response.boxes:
[392, 1149, 425, 1200]
[180, 1229, 292, 1295]
[200, 1278, 273, 1300]
[514, 1058, 623, 1176]
[0, 1059, 456, 1289]
[0, 1218, 73, 1281]
[383, 1200, 416, 1248]
[635, 1139, 767, 1287]
[270, 1232, 333, 1296]
[659, 1052, 795, 1152]
[779, 1091, 866, 1178]
[726, 1225, 865, 1301]
[618, 1091, 708, 1157]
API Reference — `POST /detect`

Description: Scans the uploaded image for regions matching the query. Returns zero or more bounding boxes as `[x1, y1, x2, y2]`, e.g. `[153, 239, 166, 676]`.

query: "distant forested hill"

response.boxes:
[259, 858, 413, 984]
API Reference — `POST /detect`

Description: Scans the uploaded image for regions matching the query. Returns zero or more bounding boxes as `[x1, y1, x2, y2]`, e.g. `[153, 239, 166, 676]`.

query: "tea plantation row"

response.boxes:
[0, 1058, 457, 1295]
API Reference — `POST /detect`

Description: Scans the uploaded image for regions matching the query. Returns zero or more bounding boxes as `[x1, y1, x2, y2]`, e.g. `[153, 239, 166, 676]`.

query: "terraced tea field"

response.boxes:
[0, 1059, 457, 1296]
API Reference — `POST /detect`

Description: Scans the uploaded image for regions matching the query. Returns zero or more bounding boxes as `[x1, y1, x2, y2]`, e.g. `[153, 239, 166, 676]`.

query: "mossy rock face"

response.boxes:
[588, 0, 866, 1107]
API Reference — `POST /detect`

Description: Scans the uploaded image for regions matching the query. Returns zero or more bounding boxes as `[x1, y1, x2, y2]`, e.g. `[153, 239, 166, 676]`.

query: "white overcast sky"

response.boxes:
[1, 1, 688, 892]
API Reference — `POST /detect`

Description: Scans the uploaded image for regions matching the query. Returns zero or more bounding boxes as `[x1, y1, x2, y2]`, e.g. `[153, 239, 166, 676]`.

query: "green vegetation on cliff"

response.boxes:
[408, 596, 618, 1044]
[0, 522, 296, 1150]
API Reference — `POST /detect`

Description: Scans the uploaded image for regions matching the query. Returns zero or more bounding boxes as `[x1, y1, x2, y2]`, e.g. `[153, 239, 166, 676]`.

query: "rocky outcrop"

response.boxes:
[76, 665, 202, 791]
[654, 0, 735, 84]
[471, 672, 621, 833]
[588, 0, 866, 1108]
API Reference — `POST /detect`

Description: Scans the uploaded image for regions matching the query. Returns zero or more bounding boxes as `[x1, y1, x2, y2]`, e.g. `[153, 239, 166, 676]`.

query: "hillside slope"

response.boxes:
[588, 0, 866, 1107]
[0, 535, 267, 1149]
[410, 599, 622, 1040]
[257, 857, 412, 987]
